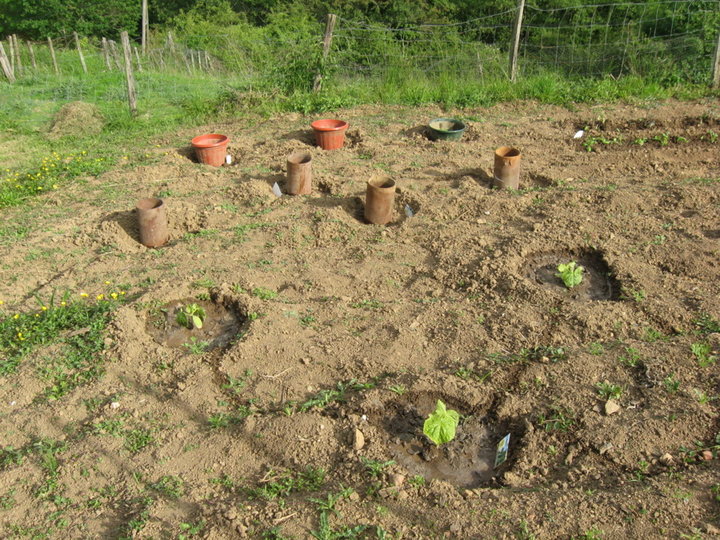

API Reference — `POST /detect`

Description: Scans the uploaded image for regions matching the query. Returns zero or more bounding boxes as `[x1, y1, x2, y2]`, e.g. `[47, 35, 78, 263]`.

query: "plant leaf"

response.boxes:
[555, 262, 584, 288]
[192, 315, 203, 329]
[423, 400, 460, 446]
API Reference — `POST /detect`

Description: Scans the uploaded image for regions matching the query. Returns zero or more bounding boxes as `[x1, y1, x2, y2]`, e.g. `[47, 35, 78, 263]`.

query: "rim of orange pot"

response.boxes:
[191, 133, 229, 148]
[310, 119, 349, 132]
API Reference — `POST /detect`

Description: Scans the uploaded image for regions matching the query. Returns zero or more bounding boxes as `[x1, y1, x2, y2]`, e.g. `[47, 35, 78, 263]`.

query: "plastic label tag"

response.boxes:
[494, 433, 510, 468]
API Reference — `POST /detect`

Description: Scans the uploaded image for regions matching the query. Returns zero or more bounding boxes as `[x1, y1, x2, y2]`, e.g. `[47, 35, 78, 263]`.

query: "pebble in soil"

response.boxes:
[527, 249, 621, 301]
[381, 393, 514, 489]
[145, 298, 244, 351]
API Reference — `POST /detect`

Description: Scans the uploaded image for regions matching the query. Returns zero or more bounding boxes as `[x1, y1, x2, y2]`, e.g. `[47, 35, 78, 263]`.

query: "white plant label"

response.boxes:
[225, 154, 232, 165]
[494, 433, 511, 467]
[272, 182, 283, 198]
[404, 204, 414, 218]
[573, 130, 585, 139]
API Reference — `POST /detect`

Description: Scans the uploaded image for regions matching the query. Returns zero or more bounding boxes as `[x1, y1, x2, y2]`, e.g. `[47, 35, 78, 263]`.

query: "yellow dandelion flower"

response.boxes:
[13, 314, 19, 319]
[60, 301, 66, 306]
[110, 293, 118, 299]
[96, 294, 104, 300]
[41, 306, 47, 311]
[0, 300, 4, 305]
[104, 281, 111, 285]
[120, 291, 126, 296]
[80, 292, 89, 297]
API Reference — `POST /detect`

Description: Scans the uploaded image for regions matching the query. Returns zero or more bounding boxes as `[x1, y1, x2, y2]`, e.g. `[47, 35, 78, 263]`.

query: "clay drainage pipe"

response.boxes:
[365, 175, 396, 225]
[137, 197, 169, 248]
[493, 146, 521, 190]
[286, 151, 312, 195]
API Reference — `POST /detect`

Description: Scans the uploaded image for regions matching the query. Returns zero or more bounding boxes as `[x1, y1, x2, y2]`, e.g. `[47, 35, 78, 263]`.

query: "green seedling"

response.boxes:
[691, 342, 716, 367]
[176, 303, 206, 330]
[423, 400, 460, 446]
[596, 381, 623, 400]
[555, 262, 584, 289]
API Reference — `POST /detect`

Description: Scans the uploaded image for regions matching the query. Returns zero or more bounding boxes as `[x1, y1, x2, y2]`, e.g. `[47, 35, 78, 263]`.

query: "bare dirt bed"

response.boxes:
[1, 99, 719, 539]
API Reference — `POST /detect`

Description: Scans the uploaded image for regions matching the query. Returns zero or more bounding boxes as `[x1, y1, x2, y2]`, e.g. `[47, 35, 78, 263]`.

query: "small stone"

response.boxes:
[353, 429, 365, 451]
[225, 509, 238, 521]
[301, 358, 310, 365]
[110, 401, 120, 409]
[701, 450, 713, 461]
[349, 491, 360, 502]
[390, 474, 405, 488]
[599, 442, 613, 455]
[604, 400, 621, 415]
[659, 453, 673, 466]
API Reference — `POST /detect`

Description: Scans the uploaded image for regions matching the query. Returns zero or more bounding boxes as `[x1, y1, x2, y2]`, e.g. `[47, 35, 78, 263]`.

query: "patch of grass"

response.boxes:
[182, 337, 210, 355]
[150, 475, 184, 499]
[247, 467, 325, 501]
[694, 313, 720, 335]
[360, 457, 395, 478]
[0, 292, 124, 401]
[537, 406, 575, 432]
[691, 342, 717, 367]
[0, 151, 114, 208]
[252, 287, 278, 300]
[299, 379, 376, 413]
[350, 299, 384, 310]
[595, 381, 623, 400]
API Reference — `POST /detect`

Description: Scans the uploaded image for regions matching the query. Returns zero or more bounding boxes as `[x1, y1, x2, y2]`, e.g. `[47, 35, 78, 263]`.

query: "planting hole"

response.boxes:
[380, 393, 517, 488]
[145, 297, 246, 351]
[527, 249, 620, 301]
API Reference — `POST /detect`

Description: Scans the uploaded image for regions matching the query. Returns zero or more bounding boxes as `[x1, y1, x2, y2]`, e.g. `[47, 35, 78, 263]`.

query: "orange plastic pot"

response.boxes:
[311, 119, 348, 150]
[191, 133, 229, 167]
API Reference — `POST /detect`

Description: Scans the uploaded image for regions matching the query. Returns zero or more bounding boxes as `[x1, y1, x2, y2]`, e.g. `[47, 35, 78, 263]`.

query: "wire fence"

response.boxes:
[1, 0, 718, 106]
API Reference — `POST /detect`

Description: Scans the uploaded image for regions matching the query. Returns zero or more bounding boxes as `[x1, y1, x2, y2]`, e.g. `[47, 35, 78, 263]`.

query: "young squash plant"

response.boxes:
[555, 261, 584, 289]
[176, 303, 207, 330]
[423, 400, 460, 446]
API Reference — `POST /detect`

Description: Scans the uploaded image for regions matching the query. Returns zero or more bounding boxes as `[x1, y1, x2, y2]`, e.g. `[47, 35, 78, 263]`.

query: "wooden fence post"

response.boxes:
[48, 37, 59, 74]
[120, 31, 138, 115]
[508, 0, 526, 82]
[0, 42, 15, 82]
[27, 41, 37, 70]
[141, 0, 149, 55]
[102, 38, 112, 70]
[7, 37, 15, 74]
[134, 46, 144, 72]
[109, 40, 122, 70]
[73, 32, 88, 74]
[712, 29, 720, 88]
[12, 35, 22, 75]
[313, 13, 337, 92]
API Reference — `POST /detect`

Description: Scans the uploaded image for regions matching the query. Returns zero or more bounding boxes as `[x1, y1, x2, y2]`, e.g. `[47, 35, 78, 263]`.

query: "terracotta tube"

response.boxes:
[137, 197, 169, 247]
[286, 151, 312, 195]
[493, 146, 521, 189]
[365, 175, 396, 225]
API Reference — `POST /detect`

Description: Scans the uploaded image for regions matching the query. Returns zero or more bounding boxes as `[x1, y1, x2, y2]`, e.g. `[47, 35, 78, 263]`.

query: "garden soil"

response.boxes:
[0, 99, 719, 538]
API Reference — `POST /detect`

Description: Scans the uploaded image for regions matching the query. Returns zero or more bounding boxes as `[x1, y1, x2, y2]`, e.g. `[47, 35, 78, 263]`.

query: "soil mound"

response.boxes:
[48, 101, 104, 139]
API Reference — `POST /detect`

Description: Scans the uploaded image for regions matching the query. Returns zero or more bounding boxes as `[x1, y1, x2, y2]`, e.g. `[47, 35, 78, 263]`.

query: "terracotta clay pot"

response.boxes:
[365, 175, 396, 225]
[493, 146, 521, 189]
[137, 197, 169, 248]
[286, 151, 312, 195]
[311, 119, 348, 150]
[191, 133, 229, 167]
